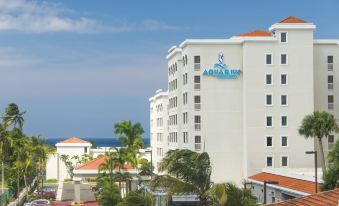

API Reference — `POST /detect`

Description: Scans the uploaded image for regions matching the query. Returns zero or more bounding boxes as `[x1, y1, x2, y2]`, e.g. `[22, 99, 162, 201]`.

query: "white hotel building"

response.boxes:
[149, 16, 339, 184]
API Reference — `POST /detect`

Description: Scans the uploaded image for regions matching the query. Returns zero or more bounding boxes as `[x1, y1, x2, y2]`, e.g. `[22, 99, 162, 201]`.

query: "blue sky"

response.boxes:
[0, 0, 338, 139]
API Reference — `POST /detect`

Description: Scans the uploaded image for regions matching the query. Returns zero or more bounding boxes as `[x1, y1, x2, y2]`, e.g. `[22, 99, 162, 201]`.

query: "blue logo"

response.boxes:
[203, 52, 241, 79]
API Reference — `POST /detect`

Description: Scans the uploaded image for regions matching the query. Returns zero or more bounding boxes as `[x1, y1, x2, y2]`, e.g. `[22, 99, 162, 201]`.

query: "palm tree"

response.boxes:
[299, 111, 339, 174]
[218, 183, 256, 206]
[205, 184, 228, 206]
[98, 150, 122, 206]
[114, 120, 144, 153]
[117, 189, 155, 206]
[152, 149, 212, 205]
[0, 124, 11, 194]
[1, 103, 25, 195]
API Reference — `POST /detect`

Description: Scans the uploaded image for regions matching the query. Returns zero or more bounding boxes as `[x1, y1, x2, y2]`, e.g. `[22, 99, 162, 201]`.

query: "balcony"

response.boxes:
[194, 103, 201, 111]
[328, 103, 334, 110]
[194, 124, 201, 131]
[328, 63, 333, 71]
[195, 143, 201, 151]
[194, 83, 200, 90]
[194, 63, 201, 70]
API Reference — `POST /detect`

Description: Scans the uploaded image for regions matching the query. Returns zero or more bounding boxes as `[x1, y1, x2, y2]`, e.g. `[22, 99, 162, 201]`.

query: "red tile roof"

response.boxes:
[249, 172, 319, 194]
[76, 156, 134, 170]
[279, 16, 307, 23]
[59, 137, 89, 144]
[266, 189, 339, 206]
[237, 30, 272, 37]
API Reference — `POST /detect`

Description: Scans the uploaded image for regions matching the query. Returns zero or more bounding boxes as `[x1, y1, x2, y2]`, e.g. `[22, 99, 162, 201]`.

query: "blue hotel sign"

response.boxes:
[202, 52, 241, 79]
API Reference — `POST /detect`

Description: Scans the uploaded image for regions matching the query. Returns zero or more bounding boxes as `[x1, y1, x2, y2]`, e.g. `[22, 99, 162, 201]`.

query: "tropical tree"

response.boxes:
[138, 161, 154, 177]
[218, 183, 256, 206]
[60, 155, 75, 179]
[114, 120, 144, 155]
[321, 140, 339, 191]
[205, 183, 228, 206]
[1, 103, 25, 196]
[152, 149, 212, 205]
[299, 111, 339, 174]
[98, 150, 123, 205]
[0, 124, 11, 194]
[117, 189, 155, 206]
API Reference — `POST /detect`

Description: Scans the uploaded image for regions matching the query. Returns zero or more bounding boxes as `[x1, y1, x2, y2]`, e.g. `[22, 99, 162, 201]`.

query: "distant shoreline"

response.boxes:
[45, 137, 150, 147]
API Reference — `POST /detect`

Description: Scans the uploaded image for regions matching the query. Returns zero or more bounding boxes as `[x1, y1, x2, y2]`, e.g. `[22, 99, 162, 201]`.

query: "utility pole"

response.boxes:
[263, 180, 279, 204]
[306, 151, 318, 193]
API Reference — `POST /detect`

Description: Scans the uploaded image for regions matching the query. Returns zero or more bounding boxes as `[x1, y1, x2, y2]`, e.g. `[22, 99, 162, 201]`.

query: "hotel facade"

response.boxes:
[149, 17, 339, 183]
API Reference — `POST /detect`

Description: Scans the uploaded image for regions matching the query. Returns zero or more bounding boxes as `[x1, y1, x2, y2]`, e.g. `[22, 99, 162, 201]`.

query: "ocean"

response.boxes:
[45, 137, 150, 148]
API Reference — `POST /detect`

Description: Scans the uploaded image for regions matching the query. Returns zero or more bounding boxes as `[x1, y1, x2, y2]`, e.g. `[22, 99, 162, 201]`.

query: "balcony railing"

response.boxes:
[328, 103, 334, 110]
[194, 103, 201, 110]
[328, 83, 334, 90]
[328, 63, 333, 71]
[195, 143, 201, 151]
[194, 83, 200, 90]
[195, 124, 201, 131]
[194, 63, 201, 70]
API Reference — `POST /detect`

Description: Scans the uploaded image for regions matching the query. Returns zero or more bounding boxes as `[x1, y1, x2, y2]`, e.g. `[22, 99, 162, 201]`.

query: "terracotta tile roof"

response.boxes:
[59, 137, 89, 144]
[266, 188, 339, 206]
[76, 156, 134, 170]
[248, 172, 319, 194]
[237, 30, 272, 37]
[279, 16, 307, 23]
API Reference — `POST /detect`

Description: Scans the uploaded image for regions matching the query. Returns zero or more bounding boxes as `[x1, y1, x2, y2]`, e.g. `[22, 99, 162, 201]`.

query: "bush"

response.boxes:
[45, 179, 58, 183]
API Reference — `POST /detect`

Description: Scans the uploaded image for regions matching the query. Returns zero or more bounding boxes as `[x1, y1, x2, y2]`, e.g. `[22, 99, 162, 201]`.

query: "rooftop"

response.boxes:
[76, 156, 134, 170]
[266, 188, 339, 206]
[279, 16, 307, 23]
[59, 137, 90, 144]
[249, 172, 319, 194]
[237, 30, 272, 37]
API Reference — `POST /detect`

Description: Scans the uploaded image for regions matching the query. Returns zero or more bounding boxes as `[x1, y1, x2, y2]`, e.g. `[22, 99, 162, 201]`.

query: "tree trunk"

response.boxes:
[1, 160, 4, 194]
[318, 137, 327, 174]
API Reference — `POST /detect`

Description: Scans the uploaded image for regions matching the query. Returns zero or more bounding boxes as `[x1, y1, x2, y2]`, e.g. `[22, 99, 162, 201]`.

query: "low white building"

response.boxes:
[46, 137, 92, 181]
[150, 16, 339, 184]
[46, 137, 151, 182]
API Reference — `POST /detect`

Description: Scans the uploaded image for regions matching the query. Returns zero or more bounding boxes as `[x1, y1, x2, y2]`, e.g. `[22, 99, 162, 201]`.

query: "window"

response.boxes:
[183, 73, 188, 85]
[328, 135, 334, 150]
[328, 56, 334, 71]
[266, 54, 272, 65]
[182, 56, 185, 66]
[266, 74, 272, 85]
[328, 75, 334, 89]
[84, 147, 88, 153]
[183, 92, 188, 105]
[194, 75, 201, 90]
[183, 132, 188, 144]
[281, 54, 287, 65]
[266, 136, 273, 147]
[195, 136, 201, 151]
[266, 94, 273, 106]
[185, 55, 188, 65]
[328, 95, 334, 110]
[280, 32, 287, 43]
[194, 95, 201, 110]
[183, 112, 188, 124]
[194, 56, 201, 70]
[266, 156, 273, 167]
[266, 116, 273, 127]
[281, 95, 288, 106]
[281, 74, 288, 85]
[281, 156, 288, 167]
[194, 115, 201, 131]
[281, 136, 288, 147]
[281, 116, 288, 127]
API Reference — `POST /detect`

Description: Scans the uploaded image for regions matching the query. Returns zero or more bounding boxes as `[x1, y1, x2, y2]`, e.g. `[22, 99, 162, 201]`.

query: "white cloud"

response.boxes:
[0, 0, 179, 33]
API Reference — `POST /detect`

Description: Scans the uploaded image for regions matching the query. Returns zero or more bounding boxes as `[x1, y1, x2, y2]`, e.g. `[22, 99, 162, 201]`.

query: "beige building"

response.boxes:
[150, 16, 339, 184]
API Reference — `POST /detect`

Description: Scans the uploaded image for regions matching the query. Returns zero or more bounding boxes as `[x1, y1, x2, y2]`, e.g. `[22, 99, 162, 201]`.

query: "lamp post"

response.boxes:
[306, 151, 318, 193]
[263, 180, 279, 204]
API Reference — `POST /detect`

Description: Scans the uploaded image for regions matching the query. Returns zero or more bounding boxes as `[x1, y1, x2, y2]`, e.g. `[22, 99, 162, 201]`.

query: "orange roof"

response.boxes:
[237, 30, 272, 37]
[59, 137, 89, 144]
[279, 16, 307, 23]
[76, 156, 134, 170]
[249, 172, 319, 194]
[266, 188, 339, 206]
